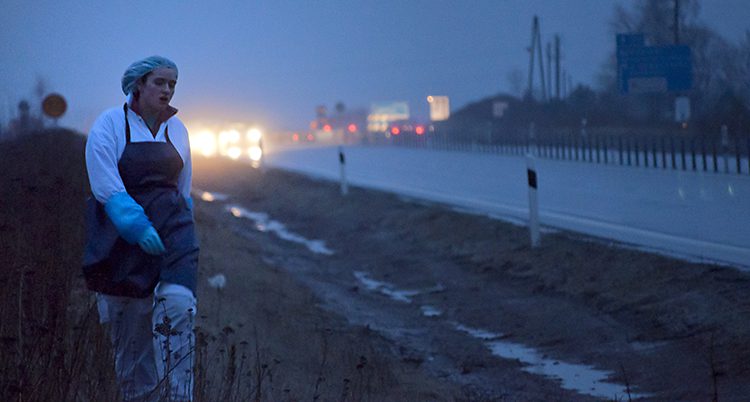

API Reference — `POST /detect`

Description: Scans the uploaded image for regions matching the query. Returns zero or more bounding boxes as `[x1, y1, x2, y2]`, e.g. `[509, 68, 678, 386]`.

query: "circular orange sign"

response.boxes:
[42, 93, 67, 118]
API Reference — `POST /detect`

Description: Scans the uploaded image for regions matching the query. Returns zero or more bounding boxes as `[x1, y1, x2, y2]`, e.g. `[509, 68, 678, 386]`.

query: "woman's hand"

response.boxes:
[138, 226, 166, 255]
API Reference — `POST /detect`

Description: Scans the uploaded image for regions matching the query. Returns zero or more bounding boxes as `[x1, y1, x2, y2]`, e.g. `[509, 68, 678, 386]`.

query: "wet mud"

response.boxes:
[193, 156, 750, 401]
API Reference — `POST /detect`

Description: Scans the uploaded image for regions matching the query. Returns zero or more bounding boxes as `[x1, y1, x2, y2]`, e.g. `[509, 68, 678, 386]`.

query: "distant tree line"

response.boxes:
[0, 76, 49, 141]
[442, 0, 750, 144]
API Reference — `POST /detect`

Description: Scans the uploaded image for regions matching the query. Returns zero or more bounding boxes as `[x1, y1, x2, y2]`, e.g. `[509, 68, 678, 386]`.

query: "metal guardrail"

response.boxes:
[366, 132, 750, 175]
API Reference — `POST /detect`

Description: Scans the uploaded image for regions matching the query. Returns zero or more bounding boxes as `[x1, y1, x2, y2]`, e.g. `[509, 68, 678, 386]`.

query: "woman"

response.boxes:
[83, 55, 199, 402]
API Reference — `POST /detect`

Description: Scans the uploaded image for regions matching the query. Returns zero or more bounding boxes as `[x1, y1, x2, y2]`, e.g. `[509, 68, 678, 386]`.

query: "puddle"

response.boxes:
[488, 341, 644, 399]
[353, 271, 445, 304]
[420, 305, 442, 317]
[227, 205, 334, 255]
[453, 323, 645, 400]
[453, 323, 502, 340]
[354, 271, 420, 303]
[628, 340, 668, 352]
[195, 189, 229, 202]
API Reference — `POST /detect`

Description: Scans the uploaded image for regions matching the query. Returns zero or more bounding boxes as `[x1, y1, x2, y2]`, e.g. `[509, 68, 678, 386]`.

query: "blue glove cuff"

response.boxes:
[184, 196, 193, 211]
[104, 191, 152, 244]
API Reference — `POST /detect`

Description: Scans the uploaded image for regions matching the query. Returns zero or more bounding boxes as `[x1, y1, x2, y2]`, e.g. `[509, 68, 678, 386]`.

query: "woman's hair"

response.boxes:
[129, 74, 151, 102]
[121, 56, 178, 96]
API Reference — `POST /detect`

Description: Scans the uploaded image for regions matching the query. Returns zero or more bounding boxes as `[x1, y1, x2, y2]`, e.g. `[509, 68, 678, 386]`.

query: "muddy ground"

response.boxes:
[2, 130, 748, 401]
[191, 155, 750, 401]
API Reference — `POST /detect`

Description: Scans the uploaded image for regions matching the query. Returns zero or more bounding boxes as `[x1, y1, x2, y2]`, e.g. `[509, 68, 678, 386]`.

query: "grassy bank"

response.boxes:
[0, 130, 121, 401]
[0, 130, 459, 401]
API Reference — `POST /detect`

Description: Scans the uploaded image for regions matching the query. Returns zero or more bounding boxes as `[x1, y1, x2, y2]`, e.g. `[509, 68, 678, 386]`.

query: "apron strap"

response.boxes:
[123, 103, 131, 144]
[124, 102, 171, 143]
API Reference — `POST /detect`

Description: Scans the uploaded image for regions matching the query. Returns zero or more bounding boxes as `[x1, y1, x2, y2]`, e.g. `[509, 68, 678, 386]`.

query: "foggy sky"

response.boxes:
[1, 0, 747, 133]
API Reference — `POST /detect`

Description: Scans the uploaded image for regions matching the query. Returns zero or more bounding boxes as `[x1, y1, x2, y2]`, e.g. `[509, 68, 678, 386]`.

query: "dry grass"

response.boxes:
[0, 130, 121, 401]
[0, 130, 456, 402]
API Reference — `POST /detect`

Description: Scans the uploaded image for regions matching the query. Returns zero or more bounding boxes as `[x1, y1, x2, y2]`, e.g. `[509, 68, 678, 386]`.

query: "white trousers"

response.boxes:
[98, 283, 196, 402]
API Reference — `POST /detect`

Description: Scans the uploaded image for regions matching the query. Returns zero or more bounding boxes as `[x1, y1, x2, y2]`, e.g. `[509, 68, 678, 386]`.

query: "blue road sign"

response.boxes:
[617, 34, 692, 94]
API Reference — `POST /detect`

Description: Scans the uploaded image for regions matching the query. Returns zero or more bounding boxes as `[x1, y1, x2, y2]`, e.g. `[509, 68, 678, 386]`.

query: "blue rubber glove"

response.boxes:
[104, 191, 152, 244]
[184, 196, 193, 211]
[138, 226, 166, 255]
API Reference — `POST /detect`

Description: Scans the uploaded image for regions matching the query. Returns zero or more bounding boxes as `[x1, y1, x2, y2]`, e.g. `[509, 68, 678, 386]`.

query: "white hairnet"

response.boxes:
[121, 56, 178, 96]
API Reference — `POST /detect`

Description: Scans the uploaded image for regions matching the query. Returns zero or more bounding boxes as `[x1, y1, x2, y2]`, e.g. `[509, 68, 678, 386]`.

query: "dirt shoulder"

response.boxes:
[192, 186, 463, 401]
[193, 156, 750, 401]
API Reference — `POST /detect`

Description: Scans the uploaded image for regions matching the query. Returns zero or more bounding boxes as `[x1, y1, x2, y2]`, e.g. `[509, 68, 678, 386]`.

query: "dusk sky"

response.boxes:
[1, 0, 747, 133]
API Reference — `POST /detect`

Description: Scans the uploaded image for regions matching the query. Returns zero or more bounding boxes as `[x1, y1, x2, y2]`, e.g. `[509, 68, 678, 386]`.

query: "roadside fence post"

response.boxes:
[626, 138, 632, 166]
[634, 139, 640, 166]
[595, 135, 601, 164]
[526, 154, 541, 248]
[338, 146, 348, 196]
[603, 136, 609, 164]
[721, 125, 730, 174]
[712, 140, 718, 173]
[580, 118, 587, 162]
[736, 140, 742, 174]
[528, 122, 537, 156]
[680, 138, 686, 170]
[691, 138, 697, 171]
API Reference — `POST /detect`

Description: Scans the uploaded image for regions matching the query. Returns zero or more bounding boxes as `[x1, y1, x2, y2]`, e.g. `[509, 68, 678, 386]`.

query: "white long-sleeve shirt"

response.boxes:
[85, 104, 192, 204]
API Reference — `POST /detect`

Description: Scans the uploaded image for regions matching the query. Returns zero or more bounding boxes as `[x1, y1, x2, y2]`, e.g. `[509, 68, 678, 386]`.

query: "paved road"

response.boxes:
[191, 160, 750, 400]
[263, 144, 750, 269]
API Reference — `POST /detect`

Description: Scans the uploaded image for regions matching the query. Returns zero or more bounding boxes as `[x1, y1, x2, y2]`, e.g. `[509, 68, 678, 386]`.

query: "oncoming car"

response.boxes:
[188, 123, 264, 164]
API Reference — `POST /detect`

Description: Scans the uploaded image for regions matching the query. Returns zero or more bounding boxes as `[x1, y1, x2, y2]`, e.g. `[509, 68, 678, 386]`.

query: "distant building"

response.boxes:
[367, 101, 409, 132]
[6, 100, 43, 140]
[427, 96, 450, 121]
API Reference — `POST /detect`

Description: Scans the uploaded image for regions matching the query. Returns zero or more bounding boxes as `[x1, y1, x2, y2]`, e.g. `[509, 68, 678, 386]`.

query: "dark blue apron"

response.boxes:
[82, 104, 198, 298]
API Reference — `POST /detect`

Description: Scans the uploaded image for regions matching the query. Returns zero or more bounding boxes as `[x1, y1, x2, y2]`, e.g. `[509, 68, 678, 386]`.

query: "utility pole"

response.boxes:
[547, 41, 552, 100]
[527, 17, 535, 99]
[567, 73, 573, 97]
[527, 16, 547, 102]
[674, 0, 680, 44]
[555, 35, 561, 99]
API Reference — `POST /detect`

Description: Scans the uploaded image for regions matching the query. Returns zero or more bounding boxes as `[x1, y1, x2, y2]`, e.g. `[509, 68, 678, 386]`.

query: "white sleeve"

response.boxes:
[85, 111, 126, 204]
[176, 122, 192, 199]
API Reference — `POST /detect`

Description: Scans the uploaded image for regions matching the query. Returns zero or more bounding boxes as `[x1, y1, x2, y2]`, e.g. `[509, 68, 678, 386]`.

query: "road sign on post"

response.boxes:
[617, 34, 692, 95]
[675, 96, 690, 122]
[42, 93, 67, 121]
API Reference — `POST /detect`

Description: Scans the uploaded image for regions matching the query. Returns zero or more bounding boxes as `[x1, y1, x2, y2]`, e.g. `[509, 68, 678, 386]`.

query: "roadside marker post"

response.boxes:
[339, 146, 349, 196]
[258, 138, 265, 172]
[526, 154, 540, 248]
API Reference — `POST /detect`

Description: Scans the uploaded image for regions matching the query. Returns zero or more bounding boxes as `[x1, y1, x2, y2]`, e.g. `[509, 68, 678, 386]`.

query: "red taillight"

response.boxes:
[391, 127, 400, 135]
[292, 133, 299, 142]
[306, 133, 314, 141]
[323, 124, 332, 132]
[347, 123, 357, 133]
[415, 126, 425, 135]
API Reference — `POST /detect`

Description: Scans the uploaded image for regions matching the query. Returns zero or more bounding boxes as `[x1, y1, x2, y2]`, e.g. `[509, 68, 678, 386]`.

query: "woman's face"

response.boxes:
[136, 67, 177, 114]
